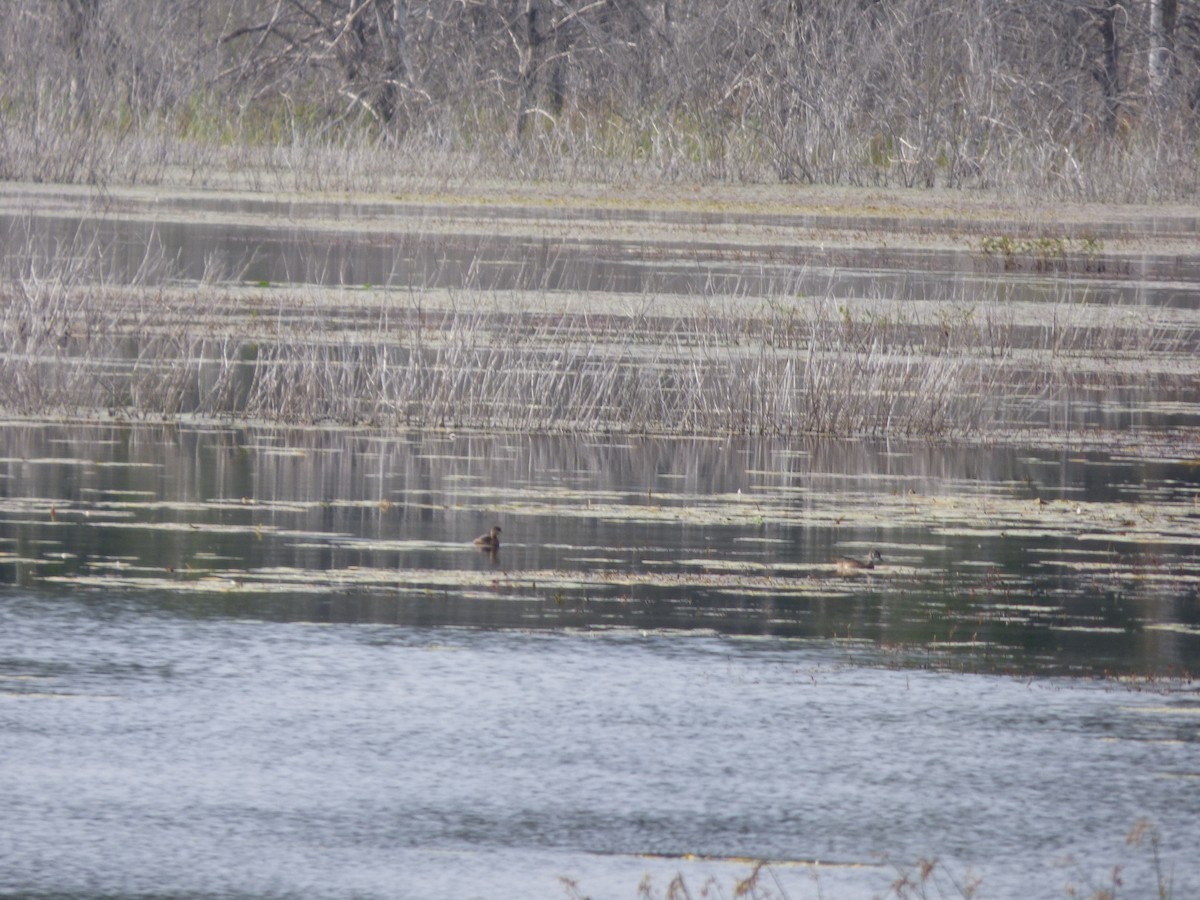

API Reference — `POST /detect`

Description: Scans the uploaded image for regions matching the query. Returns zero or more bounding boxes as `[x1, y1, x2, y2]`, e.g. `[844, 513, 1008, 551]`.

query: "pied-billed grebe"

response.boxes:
[834, 549, 882, 575]
[473, 525, 502, 550]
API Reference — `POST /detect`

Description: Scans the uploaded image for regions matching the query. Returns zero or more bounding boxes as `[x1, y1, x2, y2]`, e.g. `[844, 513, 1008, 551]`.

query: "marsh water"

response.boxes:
[1, 184, 1199, 897]
[6, 185, 1200, 449]
[5, 185, 1200, 305]
[2, 422, 1199, 898]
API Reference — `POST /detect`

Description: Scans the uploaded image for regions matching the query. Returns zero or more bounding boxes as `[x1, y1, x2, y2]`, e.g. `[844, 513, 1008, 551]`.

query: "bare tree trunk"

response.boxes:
[548, 12, 567, 118]
[1092, 3, 1123, 131]
[516, 0, 545, 138]
[1148, 0, 1177, 94]
[375, 0, 411, 130]
[63, 0, 101, 117]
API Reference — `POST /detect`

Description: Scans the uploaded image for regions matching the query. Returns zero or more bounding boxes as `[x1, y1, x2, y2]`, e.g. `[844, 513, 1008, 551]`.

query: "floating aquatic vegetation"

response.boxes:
[1, 419, 1197, 675]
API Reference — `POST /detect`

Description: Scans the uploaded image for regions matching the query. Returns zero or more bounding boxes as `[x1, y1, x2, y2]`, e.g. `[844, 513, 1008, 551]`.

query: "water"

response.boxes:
[2, 597, 1196, 899]
[3, 186, 1200, 307]
[1, 184, 1198, 896]
[3, 423, 1199, 671]
[2, 186, 1198, 441]
[1, 422, 1198, 898]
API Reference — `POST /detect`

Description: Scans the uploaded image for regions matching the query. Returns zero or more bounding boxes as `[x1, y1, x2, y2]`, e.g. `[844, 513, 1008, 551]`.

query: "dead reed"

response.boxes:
[1, 242, 1194, 438]
[2, 207, 1195, 437]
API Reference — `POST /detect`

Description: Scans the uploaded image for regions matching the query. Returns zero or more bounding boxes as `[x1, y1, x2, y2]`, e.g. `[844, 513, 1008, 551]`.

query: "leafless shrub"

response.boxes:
[1, 1, 1198, 199]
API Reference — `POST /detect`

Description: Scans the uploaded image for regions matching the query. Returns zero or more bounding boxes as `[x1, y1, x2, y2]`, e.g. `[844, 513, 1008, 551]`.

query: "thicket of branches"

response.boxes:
[1, 0, 1198, 198]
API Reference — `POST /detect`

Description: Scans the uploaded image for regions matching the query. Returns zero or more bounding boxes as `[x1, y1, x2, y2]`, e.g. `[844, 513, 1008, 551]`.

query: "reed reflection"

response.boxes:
[0, 422, 1196, 675]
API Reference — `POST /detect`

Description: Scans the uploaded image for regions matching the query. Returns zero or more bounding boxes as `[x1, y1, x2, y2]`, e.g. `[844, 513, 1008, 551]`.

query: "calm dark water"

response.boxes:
[3, 189, 1199, 306]
[1, 422, 1198, 898]
[2, 422, 1198, 672]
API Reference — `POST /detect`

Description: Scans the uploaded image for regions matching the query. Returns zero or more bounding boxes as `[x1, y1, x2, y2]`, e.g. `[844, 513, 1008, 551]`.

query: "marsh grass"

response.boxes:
[581, 857, 984, 900]
[0, 281, 1190, 438]
[0, 225, 1194, 437]
[47, 295, 1009, 435]
[3, 100, 1198, 203]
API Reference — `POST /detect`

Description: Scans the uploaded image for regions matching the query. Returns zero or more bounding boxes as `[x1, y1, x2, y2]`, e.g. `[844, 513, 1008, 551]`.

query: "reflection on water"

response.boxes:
[2, 422, 1196, 676]
[2, 188, 1198, 442]
[3, 189, 1200, 306]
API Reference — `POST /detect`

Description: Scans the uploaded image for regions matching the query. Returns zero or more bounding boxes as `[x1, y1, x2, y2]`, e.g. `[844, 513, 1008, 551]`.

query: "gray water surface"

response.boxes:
[4, 186, 1199, 306]
[1, 423, 1198, 898]
[1, 596, 1196, 900]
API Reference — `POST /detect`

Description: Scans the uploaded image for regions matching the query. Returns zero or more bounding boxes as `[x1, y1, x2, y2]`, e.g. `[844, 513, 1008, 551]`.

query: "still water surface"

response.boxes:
[1, 422, 1198, 897]
[4, 184, 1200, 306]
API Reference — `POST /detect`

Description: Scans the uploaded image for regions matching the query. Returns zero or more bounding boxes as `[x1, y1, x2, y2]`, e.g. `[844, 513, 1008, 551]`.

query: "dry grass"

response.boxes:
[1, 201, 1194, 438]
[1, 264, 1194, 438]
